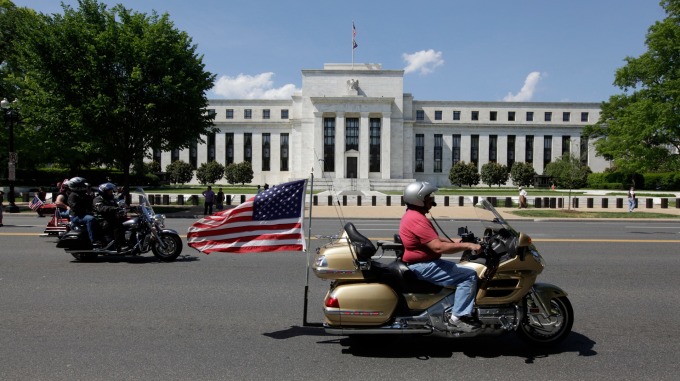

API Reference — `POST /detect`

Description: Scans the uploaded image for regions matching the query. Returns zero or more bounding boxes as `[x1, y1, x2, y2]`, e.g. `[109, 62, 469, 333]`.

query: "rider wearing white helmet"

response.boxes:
[399, 181, 483, 332]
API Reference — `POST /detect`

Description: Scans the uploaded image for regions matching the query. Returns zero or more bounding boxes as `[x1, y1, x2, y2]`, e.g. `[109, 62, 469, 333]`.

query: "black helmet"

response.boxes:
[65, 177, 87, 191]
[403, 181, 438, 207]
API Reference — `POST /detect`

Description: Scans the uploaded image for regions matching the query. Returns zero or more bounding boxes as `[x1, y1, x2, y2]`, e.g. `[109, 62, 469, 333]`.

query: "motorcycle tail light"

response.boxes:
[325, 296, 340, 308]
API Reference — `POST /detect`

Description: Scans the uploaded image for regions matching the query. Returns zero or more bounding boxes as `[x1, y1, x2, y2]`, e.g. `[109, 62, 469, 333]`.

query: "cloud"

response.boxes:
[402, 49, 444, 75]
[503, 71, 544, 102]
[212, 72, 299, 99]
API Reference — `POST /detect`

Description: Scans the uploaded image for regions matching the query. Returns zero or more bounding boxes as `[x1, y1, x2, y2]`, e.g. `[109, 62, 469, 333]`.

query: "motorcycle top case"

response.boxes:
[313, 239, 369, 280]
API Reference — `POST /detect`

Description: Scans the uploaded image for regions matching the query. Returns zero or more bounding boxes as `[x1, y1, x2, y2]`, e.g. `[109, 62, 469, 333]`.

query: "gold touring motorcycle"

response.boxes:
[312, 197, 573, 347]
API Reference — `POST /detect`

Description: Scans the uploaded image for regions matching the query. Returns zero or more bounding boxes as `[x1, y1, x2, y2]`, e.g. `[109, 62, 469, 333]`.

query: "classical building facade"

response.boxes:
[153, 63, 608, 189]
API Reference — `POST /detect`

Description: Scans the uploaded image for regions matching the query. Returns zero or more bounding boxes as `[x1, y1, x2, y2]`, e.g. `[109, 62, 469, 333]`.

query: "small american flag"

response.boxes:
[187, 179, 307, 254]
[29, 195, 44, 211]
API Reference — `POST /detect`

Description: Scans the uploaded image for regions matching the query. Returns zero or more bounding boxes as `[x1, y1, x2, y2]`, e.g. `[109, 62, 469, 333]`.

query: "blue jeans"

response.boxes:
[71, 214, 97, 243]
[628, 198, 636, 212]
[408, 259, 477, 317]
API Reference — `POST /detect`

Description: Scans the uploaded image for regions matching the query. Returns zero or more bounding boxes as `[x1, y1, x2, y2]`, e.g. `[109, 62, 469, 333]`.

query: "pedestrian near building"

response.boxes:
[518, 187, 528, 209]
[216, 187, 225, 211]
[0, 190, 4, 227]
[202, 186, 216, 215]
[628, 186, 636, 212]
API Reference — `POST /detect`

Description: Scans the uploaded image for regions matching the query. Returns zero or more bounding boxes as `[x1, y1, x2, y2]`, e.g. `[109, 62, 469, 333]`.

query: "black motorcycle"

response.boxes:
[57, 188, 182, 262]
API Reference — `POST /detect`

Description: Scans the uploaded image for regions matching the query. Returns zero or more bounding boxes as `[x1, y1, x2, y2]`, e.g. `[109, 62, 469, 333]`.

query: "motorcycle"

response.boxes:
[311, 197, 573, 347]
[56, 188, 183, 262]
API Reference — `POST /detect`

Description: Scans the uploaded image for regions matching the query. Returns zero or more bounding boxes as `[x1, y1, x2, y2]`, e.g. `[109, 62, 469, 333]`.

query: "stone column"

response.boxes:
[381, 114, 391, 179]
[335, 112, 345, 179]
[359, 112, 370, 178]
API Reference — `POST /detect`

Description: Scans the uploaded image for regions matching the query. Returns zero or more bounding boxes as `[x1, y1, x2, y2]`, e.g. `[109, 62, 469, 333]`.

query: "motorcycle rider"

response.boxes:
[66, 177, 99, 247]
[399, 181, 483, 332]
[93, 183, 126, 253]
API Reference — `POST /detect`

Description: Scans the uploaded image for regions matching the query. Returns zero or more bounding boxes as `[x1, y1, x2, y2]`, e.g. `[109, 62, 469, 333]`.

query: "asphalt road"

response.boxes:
[1, 215, 680, 380]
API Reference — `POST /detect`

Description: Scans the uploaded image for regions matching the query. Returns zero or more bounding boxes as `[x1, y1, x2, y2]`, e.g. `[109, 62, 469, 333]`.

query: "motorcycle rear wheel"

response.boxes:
[151, 233, 182, 262]
[517, 295, 574, 347]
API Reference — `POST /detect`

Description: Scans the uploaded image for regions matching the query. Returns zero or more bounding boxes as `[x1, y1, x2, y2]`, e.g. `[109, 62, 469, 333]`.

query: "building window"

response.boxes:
[323, 118, 335, 172]
[434, 134, 443, 173]
[490, 111, 497, 121]
[416, 110, 425, 121]
[544, 135, 552, 166]
[434, 110, 442, 120]
[415, 134, 424, 172]
[171, 149, 179, 163]
[471, 111, 479, 121]
[152, 148, 161, 166]
[280, 133, 289, 171]
[281, 109, 289, 119]
[508, 111, 515, 121]
[263, 109, 270, 119]
[452, 134, 461, 165]
[453, 111, 461, 120]
[580, 136, 588, 165]
[581, 112, 589, 122]
[369, 118, 381, 172]
[563, 112, 570, 122]
[207, 109, 216, 120]
[189, 139, 198, 169]
[544, 112, 552, 122]
[262, 133, 270, 171]
[207, 133, 216, 162]
[526, 135, 534, 163]
[244, 109, 252, 119]
[526, 111, 534, 122]
[225, 133, 234, 165]
[226, 109, 234, 119]
[562, 135, 571, 156]
[471, 135, 479, 166]
[489, 135, 497, 163]
[507, 135, 516, 169]
[346, 117, 359, 151]
[244, 133, 252, 163]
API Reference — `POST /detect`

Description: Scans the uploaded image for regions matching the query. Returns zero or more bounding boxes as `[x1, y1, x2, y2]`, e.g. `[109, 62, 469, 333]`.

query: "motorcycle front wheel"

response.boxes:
[517, 295, 574, 347]
[151, 233, 183, 262]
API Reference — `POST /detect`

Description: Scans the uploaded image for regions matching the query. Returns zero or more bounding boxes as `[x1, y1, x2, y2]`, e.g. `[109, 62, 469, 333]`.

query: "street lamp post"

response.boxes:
[1, 98, 19, 213]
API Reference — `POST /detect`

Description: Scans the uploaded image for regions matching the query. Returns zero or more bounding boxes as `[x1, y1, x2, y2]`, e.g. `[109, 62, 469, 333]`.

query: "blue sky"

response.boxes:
[13, 0, 667, 103]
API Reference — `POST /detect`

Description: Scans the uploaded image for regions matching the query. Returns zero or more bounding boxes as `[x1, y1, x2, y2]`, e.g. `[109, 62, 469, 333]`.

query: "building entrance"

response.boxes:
[346, 157, 357, 178]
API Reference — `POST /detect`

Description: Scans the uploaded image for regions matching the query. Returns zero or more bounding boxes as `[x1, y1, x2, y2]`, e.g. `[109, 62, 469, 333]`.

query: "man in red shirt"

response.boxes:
[399, 181, 482, 332]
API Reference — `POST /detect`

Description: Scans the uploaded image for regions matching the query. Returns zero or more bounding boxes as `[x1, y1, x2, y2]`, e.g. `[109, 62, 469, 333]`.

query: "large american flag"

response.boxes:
[187, 179, 307, 254]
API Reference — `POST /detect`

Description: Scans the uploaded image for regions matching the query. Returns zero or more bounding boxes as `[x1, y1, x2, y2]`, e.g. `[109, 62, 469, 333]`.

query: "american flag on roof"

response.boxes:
[187, 179, 307, 254]
[29, 195, 44, 211]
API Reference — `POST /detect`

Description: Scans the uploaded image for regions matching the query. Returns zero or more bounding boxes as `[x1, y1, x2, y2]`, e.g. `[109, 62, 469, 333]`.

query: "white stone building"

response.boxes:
[153, 63, 608, 189]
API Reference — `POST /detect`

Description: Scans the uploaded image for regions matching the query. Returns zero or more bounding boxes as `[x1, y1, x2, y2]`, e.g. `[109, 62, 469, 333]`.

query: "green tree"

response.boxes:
[234, 161, 254, 185]
[544, 154, 592, 209]
[195, 161, 225, 185]
[480, 162, 509, 187]
[11, 0, 215, 185]
[166, 160, 193, 185]
[583, 0, 680, 172]
[449, 161, 480, 187]
[510, 162, 536, 188]
[224, 163, 238, 185]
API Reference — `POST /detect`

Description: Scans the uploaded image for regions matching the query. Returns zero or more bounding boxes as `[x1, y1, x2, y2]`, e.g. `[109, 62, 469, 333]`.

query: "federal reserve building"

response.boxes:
[152, 63, 608, 189]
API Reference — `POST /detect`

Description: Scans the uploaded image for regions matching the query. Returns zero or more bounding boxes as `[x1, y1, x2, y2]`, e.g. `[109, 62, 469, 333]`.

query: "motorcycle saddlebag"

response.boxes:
[323, 283, 398, 326]
[56, 230, 90, 249]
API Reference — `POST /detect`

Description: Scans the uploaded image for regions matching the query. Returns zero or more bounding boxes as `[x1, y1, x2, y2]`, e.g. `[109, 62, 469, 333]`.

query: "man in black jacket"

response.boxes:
[93, 183, 126, 252]
[66, 177, 99, 246]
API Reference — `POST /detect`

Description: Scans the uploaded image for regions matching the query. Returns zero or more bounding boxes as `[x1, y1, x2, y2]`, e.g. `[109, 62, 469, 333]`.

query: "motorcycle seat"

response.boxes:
[344, 222, 377, 260]
[386, 261, 443, 294]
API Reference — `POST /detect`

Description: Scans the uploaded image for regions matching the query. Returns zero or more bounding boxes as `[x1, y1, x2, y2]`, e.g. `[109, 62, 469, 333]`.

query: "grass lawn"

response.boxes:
[509, 209, 678, 219]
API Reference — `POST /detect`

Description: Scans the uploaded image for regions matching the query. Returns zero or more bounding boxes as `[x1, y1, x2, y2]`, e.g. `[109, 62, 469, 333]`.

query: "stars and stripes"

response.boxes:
[29, 195, 44, 211]
[353, 22, 358, 49]
[187, 179, 307, 254]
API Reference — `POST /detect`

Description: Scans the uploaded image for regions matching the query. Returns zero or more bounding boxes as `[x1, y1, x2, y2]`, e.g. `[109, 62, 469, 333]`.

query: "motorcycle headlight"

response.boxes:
[153, 214, 166, 228]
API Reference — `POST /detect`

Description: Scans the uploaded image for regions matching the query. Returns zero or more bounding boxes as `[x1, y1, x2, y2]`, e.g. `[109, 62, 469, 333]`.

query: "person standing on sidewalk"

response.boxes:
[202, 186, 216, 215]
[0, 190, 4, 227]
[518, 187, 528, 209]
[216, 187, 225, 211]
[628, 186, 636, 212]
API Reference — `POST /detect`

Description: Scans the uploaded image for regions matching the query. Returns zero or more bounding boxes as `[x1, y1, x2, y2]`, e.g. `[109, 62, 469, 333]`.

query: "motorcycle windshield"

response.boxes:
[470, 197, 519, 237]
[128, 188, 155, 217]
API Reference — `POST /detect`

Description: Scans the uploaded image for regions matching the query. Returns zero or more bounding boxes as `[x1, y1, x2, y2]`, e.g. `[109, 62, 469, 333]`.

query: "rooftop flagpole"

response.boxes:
[352, 21, 357, 69]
